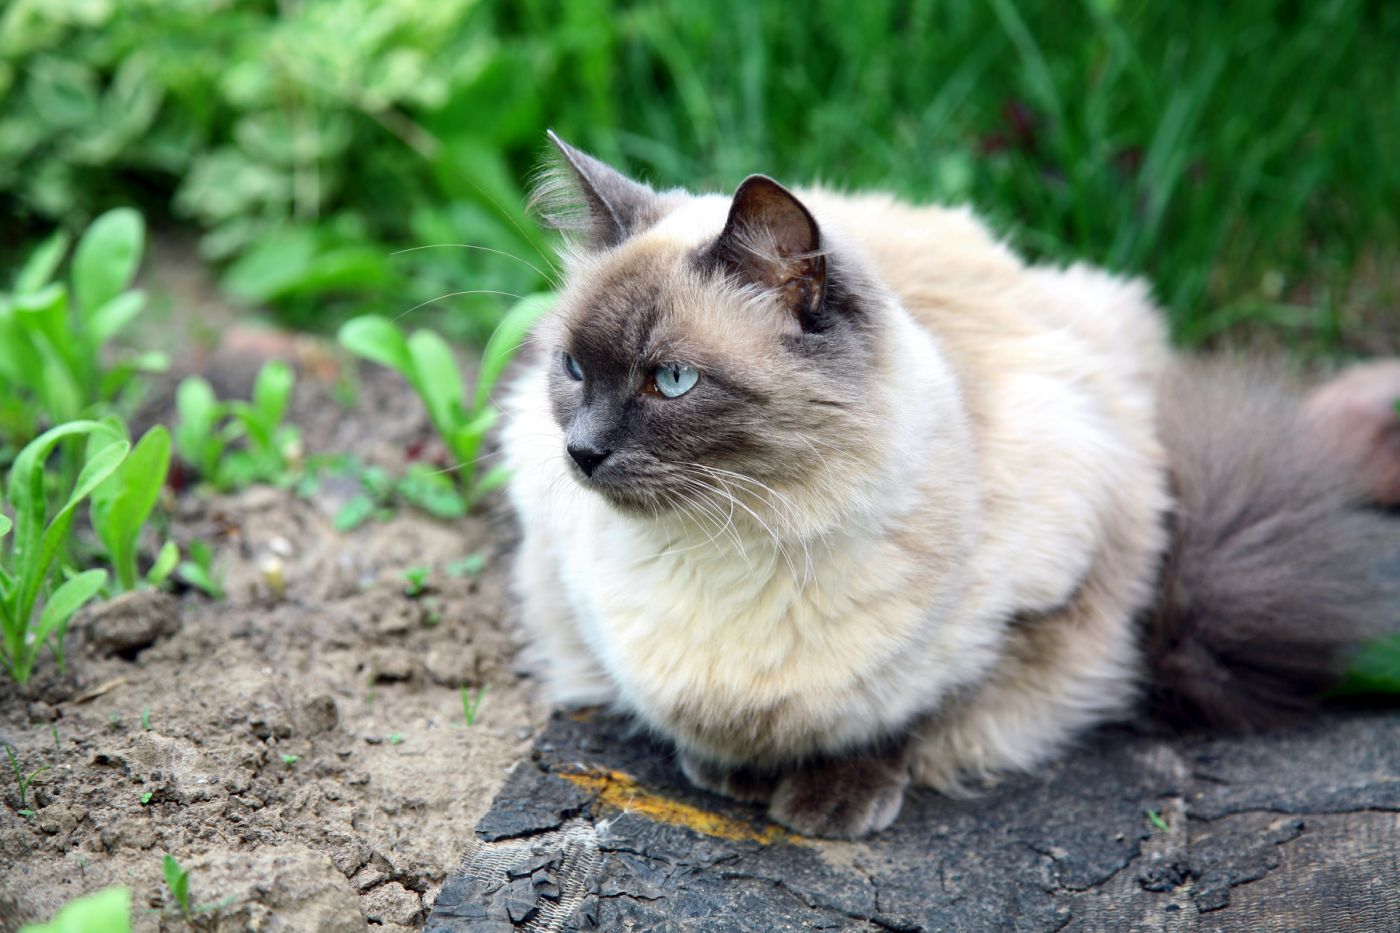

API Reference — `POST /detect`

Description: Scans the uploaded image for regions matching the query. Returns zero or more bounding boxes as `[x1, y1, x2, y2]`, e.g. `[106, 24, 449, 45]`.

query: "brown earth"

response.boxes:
[0, 243, 545, 931]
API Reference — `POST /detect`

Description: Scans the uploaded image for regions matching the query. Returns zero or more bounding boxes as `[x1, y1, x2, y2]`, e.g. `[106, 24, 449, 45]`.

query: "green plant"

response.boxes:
[402, 566, 431, 598]
[1343, 633, 1400, 695]
[140, 791, 153, 805]
[17, 886, 131, 933]
[338, 292, 553, 508]
[141, 709, 151, 731]
[1, 421, 128, 683]
[446, 552, 487, 577]
[280, 753, 299, 766]
[0, 210, 163, 454]
[1145, 809, 1169, 832]
[461, 683, 488, 727]
[4, 742, 52, 817]
[162, 854, 191, 918]
[176, 540, 224, 600]
[89, 425, 176, 593]
[174, 361, 300, 492]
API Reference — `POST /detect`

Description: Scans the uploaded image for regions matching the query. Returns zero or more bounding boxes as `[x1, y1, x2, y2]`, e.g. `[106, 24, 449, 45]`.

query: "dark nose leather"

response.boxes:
[567, 443, 611, 477]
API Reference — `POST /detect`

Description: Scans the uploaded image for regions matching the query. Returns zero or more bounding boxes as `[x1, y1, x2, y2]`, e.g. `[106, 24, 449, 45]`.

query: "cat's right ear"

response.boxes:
[530, 130, 661, 249]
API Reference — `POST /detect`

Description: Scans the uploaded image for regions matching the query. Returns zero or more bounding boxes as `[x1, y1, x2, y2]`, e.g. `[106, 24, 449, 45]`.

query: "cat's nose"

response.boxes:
[567, 443, 612, 477]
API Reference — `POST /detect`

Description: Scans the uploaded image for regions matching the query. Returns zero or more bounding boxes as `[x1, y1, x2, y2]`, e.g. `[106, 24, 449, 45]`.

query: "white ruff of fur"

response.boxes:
[503, 191, 1171, 788]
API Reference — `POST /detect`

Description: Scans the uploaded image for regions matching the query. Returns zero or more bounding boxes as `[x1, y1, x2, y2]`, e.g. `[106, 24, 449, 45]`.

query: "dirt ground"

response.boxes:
[0, 242, 546, 931]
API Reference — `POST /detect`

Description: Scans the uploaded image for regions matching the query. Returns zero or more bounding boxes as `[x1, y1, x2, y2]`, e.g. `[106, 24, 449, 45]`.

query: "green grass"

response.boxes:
[2, 0, 1395, 354]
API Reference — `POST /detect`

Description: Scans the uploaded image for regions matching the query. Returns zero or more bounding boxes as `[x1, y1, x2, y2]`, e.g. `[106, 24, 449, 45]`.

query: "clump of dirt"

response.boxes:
[0, 309, 546, 930]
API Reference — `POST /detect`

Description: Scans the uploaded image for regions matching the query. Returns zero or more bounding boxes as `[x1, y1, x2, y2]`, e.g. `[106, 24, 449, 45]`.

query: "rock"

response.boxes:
[362, 881, 422, 926]
[424, 644, 480, 686]
[368, 647, 416, 683]
[80, 590, 180, 657]
[297, 695, 339, 735]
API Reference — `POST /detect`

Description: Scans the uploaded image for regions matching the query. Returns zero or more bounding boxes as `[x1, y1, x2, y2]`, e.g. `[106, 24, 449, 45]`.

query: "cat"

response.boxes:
[500, 131, 1400, 839]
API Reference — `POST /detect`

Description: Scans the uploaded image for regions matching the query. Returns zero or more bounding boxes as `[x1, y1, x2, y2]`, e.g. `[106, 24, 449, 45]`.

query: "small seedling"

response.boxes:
[1, 421, 127, 683]
[337, 293, 552, 507]
[280, 753, 299, 766]
[17, 885, 132, 933]
[140, 791, 153, 805]
[174, 361, 300, 491]
[461, 683, 488, 727]
[5, 744, 51, 814]
[445, 552, 487, 578]
[1146, 809, 1169, 832]
[162, 854, 190, 917]
[401, 565, 431, 598]
[387, 733, 404, 746]
[140, 709, 150, 731]
[176, 539, 224, 600]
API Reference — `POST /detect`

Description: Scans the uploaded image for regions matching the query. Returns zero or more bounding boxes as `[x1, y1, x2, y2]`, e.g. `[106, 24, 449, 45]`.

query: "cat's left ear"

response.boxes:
[710, 175, 825, 323]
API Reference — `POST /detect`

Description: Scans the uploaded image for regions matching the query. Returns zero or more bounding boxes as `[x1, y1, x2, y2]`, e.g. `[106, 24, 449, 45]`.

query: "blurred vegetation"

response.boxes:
[1, 0, 1397, 352]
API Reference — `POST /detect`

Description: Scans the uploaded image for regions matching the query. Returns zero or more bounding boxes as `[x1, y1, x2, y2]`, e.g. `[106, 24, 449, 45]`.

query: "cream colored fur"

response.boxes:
[502, 190, 1171, 790]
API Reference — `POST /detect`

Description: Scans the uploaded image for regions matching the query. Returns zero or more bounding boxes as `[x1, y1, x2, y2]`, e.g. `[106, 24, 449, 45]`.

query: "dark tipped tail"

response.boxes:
[1144, 360, 1400, 730]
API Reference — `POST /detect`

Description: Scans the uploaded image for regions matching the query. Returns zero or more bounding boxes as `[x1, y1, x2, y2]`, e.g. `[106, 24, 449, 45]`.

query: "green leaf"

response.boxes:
[251, 360, 294, 443]
[1343, 633, 1400, 694]
[407, 329, 465, 437]
[147, 540, 179, 586]
[31, 569, 107, 666]
[333, 494, 377, 532]
[162, 854, 190, 915]
[7, 422, 126, 631]
[0, 513, 11, 538]
[72, 208, 144, 319]
[85, 290, 146, 348]
[17, 885, 131, 933]
[467, 462, 512, 505]
[14, 230, 69, 295]
[338, 316, 416, 382]
[174, 377, 224, 477]
[474, 292, 554, 412]
[91, 426, 171, 592]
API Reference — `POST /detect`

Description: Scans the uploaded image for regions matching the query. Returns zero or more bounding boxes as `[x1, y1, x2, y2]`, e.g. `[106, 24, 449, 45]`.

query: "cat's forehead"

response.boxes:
[555, 234, 789, 369]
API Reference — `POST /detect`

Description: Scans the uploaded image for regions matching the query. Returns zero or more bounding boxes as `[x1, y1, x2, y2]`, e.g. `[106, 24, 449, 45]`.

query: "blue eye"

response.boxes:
[652, 363, 700, 398]
[562, 353, 584, 381]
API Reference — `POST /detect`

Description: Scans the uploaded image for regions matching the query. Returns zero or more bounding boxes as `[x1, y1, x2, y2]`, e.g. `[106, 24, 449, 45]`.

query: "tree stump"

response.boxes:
[428, 710, 1400, 932]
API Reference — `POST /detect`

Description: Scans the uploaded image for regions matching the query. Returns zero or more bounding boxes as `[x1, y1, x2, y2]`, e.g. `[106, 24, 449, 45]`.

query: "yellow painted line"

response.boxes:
[560, 768, 798, 845]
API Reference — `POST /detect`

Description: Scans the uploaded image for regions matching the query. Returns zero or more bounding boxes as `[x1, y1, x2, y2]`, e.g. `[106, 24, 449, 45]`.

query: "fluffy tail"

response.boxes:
[1144, 360, 1400, 730]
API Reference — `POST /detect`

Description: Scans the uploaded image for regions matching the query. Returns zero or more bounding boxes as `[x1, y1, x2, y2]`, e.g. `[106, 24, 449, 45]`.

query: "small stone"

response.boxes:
[368, 648, 415, 683]
[81, 590, 180, 656]
[424, 644, 479, 686]
[362, 881, 421, 925]
[297, 695, 339, 735]
[350, 864, 388, 892]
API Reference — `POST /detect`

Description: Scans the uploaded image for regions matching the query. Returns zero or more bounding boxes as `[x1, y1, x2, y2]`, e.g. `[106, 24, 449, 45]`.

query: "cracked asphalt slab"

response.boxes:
[428, 711, 1400, 932]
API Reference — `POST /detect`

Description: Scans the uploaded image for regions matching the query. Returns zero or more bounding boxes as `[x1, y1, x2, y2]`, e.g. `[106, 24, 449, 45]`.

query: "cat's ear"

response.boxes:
[531, 130, 661, 249]
[711, 175, 826, 322]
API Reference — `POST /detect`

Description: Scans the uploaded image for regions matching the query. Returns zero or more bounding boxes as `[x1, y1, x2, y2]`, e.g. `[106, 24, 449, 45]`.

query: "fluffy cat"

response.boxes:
[500, 132, 1399, 839]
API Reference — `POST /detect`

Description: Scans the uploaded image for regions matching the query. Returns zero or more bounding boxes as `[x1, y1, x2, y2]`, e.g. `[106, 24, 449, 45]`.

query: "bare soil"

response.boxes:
[0, 243, 545, 931]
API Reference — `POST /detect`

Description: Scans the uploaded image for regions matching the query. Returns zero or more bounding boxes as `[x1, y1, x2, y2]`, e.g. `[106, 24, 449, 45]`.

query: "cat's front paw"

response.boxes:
[768, 754, 910, 839]
[679, 753, 775, 804]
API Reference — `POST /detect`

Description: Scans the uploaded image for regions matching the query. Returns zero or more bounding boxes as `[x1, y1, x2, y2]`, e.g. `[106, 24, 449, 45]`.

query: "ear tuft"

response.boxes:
[712, 175, 826, 322]
[528, 131, 661, 249]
